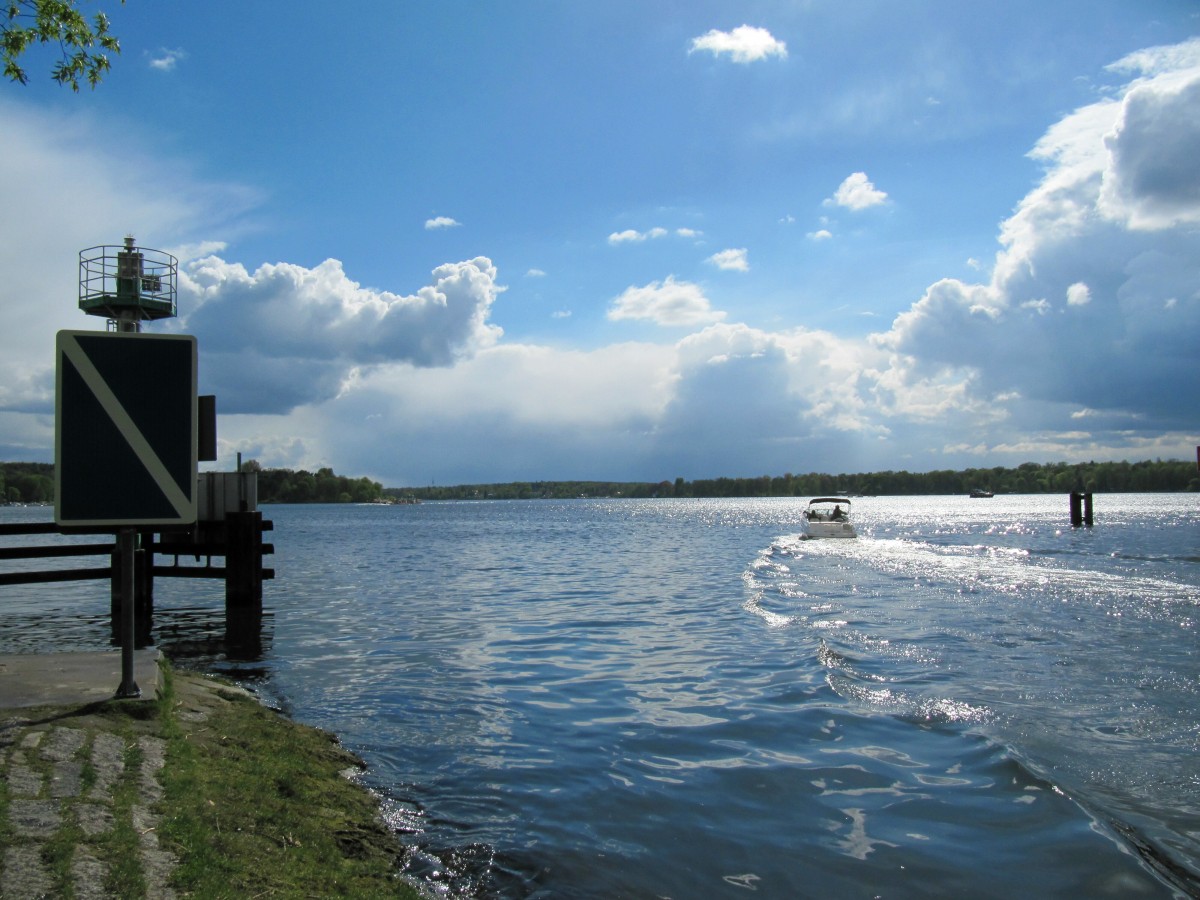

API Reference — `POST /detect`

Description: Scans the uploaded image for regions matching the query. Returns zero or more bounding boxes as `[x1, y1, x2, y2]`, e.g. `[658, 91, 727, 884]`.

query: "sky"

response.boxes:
[2, 1, 1198, 487]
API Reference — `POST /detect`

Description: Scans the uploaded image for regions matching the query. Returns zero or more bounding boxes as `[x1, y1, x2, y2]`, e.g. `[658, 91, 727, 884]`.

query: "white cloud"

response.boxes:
[708, 248, 749, 271]
[807, 229, 833, 241]
[0, 96, 257, 418]
[180, 255, 504, 412]
[608, 227, 668, 244]
[148, 48, 187, 72]
[877, 38, 1200, 445]
[649, 322, 889, 475]
[828, 172, 888, 210]
[608, 229, 642, 244]
[247, 341, 676, 483]
[1098, 39, 1200, 230]
[3, 38, 1200, 481]
[1066, 282, 1091, 306]
[425, 216, 461, 230]
[608, 277, 726, 327]
[525, 268, 547, 278]
[689, 26, 787, 64]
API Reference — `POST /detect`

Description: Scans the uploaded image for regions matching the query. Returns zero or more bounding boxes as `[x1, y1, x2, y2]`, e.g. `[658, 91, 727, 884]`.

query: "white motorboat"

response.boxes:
[802, 497, 856, 538]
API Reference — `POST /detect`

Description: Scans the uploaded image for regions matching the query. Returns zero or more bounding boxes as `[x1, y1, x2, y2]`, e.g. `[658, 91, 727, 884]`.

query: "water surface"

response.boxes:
[2, 495, 1197, 897]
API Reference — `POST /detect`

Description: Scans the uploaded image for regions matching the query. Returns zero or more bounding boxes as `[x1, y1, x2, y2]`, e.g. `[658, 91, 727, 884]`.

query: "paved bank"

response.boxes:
[0, 657, 425, 898]
[1, 718, 174, 898]
[1, 656, 182, 899]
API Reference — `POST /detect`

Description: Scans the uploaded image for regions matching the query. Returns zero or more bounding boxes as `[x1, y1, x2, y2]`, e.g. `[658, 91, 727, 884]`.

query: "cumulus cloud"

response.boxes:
[148, 48, 186, 72]
[180, 256, 504, 412]
[689, 25, 787, 64]
[1066, 282, 1091, 306]
[425, 216, 461, 230]
[1099, 39, 1200, 229]
[648, 323, 888, 476]
[878, 37, 1200, 446]
[3, 37, 1200, 483]
[608, 227, 668, 244]
[707, 248, 749, 271]
[608, 230, 640, 244]
[0, 96, 257, 418]
[242, 341, 676, 484]
[828, 172, 888, 210]
[608, 277, 726, 327]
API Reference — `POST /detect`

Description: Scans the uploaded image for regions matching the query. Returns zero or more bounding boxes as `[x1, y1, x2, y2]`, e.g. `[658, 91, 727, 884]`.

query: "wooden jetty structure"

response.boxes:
[0, 487, 274, 620]
[1, 235, 278, 695]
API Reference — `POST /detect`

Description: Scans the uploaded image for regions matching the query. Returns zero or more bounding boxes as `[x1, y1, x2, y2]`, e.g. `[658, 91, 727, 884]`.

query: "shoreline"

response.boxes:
[1, 659, 426, 898]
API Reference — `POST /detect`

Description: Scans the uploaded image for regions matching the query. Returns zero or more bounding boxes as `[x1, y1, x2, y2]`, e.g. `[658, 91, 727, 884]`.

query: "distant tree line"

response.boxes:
[0, 461, 384, 505]
[388, 459, 1199, 501]
[243, 461, 384, 504]
[0, 462, 54, 504]
[3, 459, 1195, 506]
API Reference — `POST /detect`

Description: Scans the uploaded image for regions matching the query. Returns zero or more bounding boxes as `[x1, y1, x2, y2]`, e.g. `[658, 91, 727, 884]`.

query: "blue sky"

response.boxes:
[2, 1, 1198, 486]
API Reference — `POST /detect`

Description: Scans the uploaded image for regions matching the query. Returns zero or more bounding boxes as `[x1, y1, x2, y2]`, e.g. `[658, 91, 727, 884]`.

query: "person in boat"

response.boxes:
[831, 505, 845, 520]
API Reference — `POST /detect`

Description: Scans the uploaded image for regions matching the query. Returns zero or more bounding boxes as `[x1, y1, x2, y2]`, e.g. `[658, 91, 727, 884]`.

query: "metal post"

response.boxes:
[115, 527, 141, 698]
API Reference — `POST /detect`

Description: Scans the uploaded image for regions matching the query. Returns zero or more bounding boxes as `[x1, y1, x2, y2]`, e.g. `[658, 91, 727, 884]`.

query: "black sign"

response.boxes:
[55, 331, 197, 526]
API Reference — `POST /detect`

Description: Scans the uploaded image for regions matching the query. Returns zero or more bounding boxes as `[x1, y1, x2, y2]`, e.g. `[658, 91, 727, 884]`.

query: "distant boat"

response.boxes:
[969, 488, 994, 498]
[802, 497, 857, 538]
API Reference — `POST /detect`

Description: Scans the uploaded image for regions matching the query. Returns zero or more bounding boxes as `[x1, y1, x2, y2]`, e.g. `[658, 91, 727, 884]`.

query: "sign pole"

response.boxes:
[115, 527, 141, 698]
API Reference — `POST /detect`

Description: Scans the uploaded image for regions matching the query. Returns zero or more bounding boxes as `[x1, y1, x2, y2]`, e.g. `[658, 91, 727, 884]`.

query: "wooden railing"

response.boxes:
[0, 515, 274, 607]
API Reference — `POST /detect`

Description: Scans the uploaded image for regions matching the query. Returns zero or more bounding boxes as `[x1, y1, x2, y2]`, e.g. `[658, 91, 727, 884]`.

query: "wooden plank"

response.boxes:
[0, 568, 112, 585]
[0, 543, 114, 560]
[150, 566, 225, 579]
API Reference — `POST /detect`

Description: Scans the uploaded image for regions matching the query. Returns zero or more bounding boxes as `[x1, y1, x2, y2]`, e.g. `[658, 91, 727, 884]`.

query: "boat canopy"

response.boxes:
[808, 497, 852, 506]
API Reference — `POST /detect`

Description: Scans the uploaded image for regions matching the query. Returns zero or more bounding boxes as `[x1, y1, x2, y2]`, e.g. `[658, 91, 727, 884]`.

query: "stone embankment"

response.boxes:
[1, 717, 175, 898]
[0, 664, 427, 898]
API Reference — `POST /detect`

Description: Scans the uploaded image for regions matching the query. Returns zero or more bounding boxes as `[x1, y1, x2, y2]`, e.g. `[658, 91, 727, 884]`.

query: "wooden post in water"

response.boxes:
[135, 533, 153, 616]
[110, 545, 121, 620]
[225, 510, 263, 610]
[1069, 492, 1094, 527]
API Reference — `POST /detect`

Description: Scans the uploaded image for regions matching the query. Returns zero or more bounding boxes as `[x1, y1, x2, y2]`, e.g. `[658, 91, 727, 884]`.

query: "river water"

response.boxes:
[2, 494, 1198, 898]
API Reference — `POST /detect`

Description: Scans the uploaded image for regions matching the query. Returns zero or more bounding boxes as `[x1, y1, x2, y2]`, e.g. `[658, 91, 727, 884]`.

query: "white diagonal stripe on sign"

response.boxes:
[61, 334, 192, 519]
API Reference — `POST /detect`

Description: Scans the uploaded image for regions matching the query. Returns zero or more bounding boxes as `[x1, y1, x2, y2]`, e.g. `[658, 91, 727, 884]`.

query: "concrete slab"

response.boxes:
[0, 650, 161, 709]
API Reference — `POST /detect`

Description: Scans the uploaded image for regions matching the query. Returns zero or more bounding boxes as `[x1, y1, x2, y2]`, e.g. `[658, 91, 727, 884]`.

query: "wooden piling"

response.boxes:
[225, 510, 264, 609]
[1069, 492, 1094, 527]
[135, 539, 153, 615]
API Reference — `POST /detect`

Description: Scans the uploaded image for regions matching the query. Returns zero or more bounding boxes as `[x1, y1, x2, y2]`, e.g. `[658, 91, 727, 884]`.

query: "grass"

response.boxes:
[156, 664, 425, 898]
[1, 662, 424, 899]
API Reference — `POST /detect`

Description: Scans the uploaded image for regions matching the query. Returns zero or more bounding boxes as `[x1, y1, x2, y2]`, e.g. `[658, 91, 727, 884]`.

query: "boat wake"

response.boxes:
[744, 516, 1200, 893]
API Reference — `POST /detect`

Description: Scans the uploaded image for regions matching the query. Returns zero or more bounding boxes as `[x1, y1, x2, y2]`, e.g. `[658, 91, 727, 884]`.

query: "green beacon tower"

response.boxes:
[78, 236, 178, 333]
